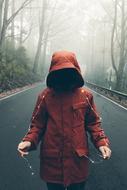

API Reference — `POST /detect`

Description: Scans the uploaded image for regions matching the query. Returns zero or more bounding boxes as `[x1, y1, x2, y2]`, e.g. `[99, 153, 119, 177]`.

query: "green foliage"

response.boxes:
[0, 40, 41, 93]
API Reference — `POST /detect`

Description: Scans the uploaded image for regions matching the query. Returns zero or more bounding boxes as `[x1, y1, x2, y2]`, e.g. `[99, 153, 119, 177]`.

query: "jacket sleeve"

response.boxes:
[85, 93, 110, 149]
[22, 91, 48, 151]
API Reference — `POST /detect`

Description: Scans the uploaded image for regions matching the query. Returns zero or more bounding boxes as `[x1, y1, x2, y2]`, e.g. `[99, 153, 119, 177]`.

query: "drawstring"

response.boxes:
[22, 156, 35, 176]
[84, 154, 104, 164]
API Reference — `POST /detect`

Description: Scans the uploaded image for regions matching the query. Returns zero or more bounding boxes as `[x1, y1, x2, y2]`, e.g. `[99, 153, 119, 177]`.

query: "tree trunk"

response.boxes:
[19, 9, 23, 46]
[0, 0, 33, 49]
[115, 0, 126, 91]
[11, 0, 15, 48]
[41, 39, 48, 75]
[111, 0, 118, 80]
[40, 1, 57, 75]
[0, 0, 4, 35]
[0, 0, 9, 49]
[33, 0, 47, 73]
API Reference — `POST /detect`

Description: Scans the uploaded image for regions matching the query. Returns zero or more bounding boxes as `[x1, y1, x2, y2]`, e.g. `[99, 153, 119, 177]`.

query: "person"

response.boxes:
[17, 50, 111, 190]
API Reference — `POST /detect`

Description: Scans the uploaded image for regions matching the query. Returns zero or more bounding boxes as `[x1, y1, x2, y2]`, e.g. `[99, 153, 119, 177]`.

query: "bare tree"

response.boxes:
[0, 0, 4, 34]
[0, 0, 33, 49]
[33, 0, 74, 74]
[99, 0, 127, 91]
[0, 0, 9, 49]
[32, 0, 47, 73]
[40, 0, 58, 74]
[111, 0, 118, 80]
[11, 0, 15, 47]
[19, 9, 23, 46]
[111, 0, 127, 91]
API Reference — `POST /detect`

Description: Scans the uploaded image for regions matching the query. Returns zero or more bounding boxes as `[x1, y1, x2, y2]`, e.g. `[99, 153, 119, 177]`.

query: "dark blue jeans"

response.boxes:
[47, 181, 86, 190]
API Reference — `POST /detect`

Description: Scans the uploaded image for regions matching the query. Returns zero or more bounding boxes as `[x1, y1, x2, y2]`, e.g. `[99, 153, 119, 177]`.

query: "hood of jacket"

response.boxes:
[46, 51, 84, 89]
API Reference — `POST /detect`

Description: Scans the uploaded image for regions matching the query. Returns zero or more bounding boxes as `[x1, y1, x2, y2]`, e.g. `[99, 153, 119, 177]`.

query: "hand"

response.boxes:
[17, 141, 31, 157]
[99, 146, 111, 159]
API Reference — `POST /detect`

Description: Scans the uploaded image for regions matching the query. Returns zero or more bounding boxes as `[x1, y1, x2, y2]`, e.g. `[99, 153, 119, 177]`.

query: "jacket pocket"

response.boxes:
[75, 148, 89, 157]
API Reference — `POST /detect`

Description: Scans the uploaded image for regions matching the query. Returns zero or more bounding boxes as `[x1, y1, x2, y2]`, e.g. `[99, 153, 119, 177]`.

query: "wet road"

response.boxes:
[0, 83, 127, 190]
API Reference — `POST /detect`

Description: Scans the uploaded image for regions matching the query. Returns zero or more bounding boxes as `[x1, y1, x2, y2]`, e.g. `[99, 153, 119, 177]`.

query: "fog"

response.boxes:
[0, 0, 127, 92]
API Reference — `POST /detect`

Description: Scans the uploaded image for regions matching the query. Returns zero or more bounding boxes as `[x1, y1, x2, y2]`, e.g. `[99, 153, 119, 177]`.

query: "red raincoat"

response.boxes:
[22, 51, 110, 187]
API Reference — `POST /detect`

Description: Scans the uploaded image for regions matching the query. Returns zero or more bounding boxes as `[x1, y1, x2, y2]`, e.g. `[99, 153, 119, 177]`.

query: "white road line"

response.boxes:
[87, 88, 127, 111]
[1, 84, 127, 111]
[0, 82, 42, 101]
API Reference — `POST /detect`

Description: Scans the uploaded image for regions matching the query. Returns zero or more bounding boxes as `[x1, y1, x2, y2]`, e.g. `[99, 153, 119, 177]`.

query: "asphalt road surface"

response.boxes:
[0, 83, 127, 190]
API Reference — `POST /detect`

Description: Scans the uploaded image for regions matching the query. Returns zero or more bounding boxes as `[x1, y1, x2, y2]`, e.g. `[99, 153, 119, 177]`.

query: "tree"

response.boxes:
[0, 0, 4, 34]
[110, 0, 127, 91]
[0, 0, 33, 49]
[0, 0, 9, 49]
[33, 0, 76, 74]
[11, 0, 15, 47]
[32, 0, 47, 73]
[99, 0, 127, 91]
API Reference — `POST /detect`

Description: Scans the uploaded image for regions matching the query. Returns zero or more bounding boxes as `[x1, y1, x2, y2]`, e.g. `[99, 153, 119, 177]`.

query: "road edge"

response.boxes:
[0, 81, 43, 101]
[88, 87, 127, 111]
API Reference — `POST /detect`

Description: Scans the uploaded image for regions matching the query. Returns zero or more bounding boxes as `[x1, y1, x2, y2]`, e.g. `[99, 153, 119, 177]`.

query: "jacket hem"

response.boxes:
[40, 175, 89, 187]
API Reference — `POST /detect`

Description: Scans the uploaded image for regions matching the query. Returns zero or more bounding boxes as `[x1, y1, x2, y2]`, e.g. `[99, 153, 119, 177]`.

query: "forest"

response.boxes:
[0, 0, 127, 93]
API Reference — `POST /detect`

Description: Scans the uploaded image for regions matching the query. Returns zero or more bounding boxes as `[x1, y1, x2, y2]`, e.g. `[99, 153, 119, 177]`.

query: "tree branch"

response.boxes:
[115, 27, 121, 48]
[7, 0, 33, 26]
[22, 24, 33, 43]
[98, 0, 114, 21]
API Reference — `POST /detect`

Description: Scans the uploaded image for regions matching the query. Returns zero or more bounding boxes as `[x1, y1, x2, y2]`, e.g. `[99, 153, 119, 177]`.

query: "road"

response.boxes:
[0, 83, 127, 190]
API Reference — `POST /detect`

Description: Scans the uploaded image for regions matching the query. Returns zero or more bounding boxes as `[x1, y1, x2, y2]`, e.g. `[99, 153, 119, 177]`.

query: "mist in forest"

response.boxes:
[0, 0, 127, 93]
